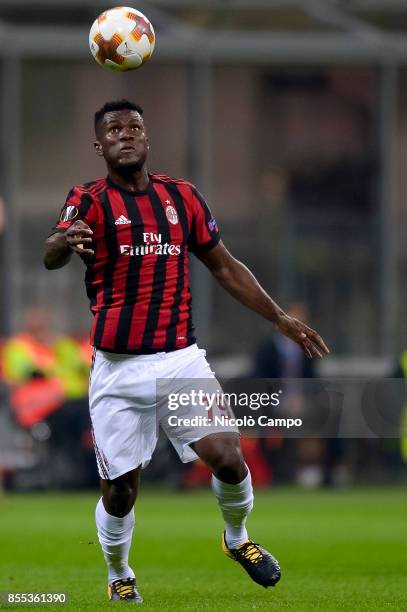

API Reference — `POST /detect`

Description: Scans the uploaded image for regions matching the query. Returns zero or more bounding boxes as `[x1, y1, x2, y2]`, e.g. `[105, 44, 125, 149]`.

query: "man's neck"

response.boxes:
[108, 166, 150, 192]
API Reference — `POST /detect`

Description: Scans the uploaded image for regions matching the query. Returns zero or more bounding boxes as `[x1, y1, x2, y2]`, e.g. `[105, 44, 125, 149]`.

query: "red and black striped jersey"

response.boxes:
[52, 174, 221, 354]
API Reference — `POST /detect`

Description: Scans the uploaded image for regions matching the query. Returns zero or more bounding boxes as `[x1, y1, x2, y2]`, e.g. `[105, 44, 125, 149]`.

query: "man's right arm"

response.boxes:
[43, 220, 94, 270]
[44, 233, 72, 269]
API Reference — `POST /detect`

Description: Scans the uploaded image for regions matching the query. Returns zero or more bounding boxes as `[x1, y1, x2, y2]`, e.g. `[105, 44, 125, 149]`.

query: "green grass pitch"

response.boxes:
[0, 487, 406, 611]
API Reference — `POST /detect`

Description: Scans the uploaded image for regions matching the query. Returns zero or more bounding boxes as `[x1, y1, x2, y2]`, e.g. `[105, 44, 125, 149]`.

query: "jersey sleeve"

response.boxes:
[50, 186, 98, 235]
[187, 186, 221, 254]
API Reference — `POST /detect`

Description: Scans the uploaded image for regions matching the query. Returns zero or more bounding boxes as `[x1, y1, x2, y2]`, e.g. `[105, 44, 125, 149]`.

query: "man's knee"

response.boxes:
[101, 469, 140, 517]
[214, 449, 246, 483]
[196, 436, 247, 484]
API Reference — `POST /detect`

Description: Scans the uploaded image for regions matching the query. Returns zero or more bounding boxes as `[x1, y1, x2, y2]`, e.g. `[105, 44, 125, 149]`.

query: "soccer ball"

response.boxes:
[89, 6, 155, 72]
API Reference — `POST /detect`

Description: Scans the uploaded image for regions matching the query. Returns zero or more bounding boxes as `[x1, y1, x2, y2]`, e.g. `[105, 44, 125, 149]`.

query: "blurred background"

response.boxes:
[0, 0, 407, 491]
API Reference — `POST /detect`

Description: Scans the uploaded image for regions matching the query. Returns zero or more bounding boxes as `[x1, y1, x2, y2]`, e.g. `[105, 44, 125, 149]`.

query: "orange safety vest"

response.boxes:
[10, 377, 65, 427]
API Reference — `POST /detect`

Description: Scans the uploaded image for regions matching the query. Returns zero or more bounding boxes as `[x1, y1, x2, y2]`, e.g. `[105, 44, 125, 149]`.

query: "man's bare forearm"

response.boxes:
[197, 242, 329, 358]
[43, 232, 72, 269]
[212, 256, 285, 324]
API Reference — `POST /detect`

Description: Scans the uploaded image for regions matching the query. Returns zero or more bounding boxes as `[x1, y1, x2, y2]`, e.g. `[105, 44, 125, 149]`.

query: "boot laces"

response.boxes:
[238, 541, 264, 565]
[113, 578, 135, 599]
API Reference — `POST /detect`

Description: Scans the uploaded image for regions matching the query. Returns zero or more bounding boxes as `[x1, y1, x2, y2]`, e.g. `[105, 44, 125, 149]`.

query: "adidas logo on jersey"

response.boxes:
[115, 215, 131, 225]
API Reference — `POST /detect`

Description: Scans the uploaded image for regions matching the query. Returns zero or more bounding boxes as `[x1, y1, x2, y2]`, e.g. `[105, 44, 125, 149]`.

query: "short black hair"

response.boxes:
[94, 99, 144, 134]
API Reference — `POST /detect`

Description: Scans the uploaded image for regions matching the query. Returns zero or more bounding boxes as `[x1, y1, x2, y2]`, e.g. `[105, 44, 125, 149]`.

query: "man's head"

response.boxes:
[94, 99, 149, 171]
[22, 307, 54, 344]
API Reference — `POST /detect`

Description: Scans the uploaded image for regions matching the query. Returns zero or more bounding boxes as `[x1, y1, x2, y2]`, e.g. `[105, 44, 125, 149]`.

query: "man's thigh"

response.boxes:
[89, 350, 158, 480]
[157, 345, 239, 463]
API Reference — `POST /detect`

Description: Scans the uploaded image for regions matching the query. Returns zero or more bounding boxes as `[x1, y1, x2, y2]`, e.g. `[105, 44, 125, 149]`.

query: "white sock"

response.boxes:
[95, 497, 135, 583]
[211, 467, 254, 549]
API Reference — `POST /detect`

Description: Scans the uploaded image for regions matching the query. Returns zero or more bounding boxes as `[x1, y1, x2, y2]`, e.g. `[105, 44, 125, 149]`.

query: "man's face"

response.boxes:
[95, 109, 149, 170]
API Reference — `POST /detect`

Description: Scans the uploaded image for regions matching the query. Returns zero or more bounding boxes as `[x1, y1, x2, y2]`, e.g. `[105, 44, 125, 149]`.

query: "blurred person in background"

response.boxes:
[1, 307, 94, 488]
[254, 302, 315, 380]
[2, 307, 90, 401]
[3, 307, 58, 384]
[254, 302, 341, 487]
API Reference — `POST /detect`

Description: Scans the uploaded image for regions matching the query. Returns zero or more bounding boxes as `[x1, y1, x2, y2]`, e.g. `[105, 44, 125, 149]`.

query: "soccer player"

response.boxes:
[44, 100, 329, 603]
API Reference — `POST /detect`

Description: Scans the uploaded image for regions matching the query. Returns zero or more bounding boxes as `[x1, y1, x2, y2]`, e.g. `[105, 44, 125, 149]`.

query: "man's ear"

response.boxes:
[94, 141, 103, 157]
[146, 137, 150, 150]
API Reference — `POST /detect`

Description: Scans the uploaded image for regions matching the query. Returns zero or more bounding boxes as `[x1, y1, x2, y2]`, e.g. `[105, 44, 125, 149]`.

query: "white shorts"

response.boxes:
[89, 343, 238, 480]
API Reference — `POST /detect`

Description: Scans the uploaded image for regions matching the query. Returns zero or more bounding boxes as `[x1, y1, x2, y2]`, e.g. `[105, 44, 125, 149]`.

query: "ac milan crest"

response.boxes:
[166, 205, 178, 225]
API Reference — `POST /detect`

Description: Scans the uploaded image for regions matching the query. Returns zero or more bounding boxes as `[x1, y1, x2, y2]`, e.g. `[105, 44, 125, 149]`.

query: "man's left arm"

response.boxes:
[195, 241, 329, 359]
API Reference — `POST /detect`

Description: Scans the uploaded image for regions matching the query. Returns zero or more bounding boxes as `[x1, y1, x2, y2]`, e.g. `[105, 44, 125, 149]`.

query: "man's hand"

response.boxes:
[275, 314, 330, 359]
[65, 220, 94, 256]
